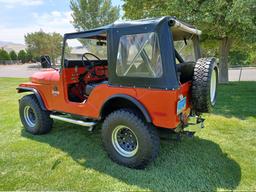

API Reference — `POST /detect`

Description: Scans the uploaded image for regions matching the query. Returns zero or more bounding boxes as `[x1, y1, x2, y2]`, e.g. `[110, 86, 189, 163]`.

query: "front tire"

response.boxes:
[102, 109, 160, 169]
[19, 94, 53, 134]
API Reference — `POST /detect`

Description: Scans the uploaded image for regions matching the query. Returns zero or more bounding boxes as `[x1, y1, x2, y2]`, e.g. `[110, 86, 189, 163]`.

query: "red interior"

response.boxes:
[63, 64, 108, 102]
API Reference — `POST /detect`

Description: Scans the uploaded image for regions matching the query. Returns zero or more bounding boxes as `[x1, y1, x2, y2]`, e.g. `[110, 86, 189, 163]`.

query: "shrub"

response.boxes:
[9, 50, 18, 60]
[26, 50, 33, 63]
[18, 50, 27, 63]
[0, 49, 11, 60]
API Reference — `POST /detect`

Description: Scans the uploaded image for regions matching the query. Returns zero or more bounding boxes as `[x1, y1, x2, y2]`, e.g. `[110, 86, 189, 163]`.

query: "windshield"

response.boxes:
[116, 32, 163, 78]
[65, 38, 107, 61]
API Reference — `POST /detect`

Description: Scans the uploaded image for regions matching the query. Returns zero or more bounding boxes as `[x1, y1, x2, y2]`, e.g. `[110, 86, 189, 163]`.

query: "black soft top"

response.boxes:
[64, 16, 201, 41]
[63, 16, 201, 90]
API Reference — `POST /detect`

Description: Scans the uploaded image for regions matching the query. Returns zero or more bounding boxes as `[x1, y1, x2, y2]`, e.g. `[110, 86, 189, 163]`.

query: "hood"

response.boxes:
[30, 69, 59, 85]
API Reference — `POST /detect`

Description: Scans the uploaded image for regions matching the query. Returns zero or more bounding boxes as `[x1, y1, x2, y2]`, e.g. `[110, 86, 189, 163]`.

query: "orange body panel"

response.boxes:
[19, 69, 191, 129]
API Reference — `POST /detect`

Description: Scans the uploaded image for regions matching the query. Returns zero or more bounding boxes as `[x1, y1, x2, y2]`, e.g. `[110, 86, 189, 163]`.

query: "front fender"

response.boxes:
[17, 87, 47, 111]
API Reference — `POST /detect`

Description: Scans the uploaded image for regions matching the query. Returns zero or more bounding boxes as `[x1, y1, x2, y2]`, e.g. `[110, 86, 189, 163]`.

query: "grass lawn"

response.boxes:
[0, 78, 255, 191]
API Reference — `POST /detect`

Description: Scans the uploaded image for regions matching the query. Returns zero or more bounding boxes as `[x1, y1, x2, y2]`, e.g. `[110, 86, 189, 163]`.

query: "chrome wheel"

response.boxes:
[24, 106, 36, 127]
[112, 125, 138, 157]
[210, 69, 217, 103]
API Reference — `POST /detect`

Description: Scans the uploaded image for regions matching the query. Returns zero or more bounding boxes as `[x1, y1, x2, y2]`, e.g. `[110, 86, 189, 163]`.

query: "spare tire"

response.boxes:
[191, 57, 218, 113]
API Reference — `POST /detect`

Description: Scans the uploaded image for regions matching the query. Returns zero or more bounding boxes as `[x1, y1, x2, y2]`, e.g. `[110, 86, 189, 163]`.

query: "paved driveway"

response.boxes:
[229, 68, 256, 81]
[0, 63, 41, 78]
[0, 63, 255, 81]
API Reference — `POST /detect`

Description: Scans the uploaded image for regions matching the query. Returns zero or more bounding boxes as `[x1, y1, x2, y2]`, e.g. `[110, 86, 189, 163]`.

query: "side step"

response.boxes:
[50, 114, 96, 129]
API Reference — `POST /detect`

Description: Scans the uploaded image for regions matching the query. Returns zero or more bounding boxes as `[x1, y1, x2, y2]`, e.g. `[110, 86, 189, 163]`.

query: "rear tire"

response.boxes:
[102, 109, 160, 169]
[19, 94, 53, 134]
[191, 57, 218, 113]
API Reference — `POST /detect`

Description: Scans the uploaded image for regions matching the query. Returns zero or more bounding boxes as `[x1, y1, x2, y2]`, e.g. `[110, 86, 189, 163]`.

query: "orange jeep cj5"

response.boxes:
[17, 17, 218, 169]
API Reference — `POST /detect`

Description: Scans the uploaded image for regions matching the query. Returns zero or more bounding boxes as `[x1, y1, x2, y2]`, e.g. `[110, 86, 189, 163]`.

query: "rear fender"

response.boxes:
[100, 94, 152, 123]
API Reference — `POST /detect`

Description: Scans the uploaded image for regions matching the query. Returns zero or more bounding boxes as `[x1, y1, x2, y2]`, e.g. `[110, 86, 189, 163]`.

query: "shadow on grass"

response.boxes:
[22, 122, 241, 191]
[213, 82, 256, 119]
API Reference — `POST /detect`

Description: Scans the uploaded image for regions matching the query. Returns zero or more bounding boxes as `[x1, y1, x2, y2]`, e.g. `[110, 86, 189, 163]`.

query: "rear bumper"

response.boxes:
[174, 112, 205, 132]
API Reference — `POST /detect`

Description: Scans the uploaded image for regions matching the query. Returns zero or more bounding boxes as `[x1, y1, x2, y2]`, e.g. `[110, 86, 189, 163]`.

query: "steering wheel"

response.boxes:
[79, 52, 105, 81]
[82, 52, 101, 61]
[81, 52, 101, 70]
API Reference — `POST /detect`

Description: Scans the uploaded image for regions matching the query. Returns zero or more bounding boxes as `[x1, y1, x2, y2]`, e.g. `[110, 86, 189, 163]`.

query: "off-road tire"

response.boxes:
[191, 57, 218, 113]
[102, 109, 160, 169]
[19, 94, 53, 134]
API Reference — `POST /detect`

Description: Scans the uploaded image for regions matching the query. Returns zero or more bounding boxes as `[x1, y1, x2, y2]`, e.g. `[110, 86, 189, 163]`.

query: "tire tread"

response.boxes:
[191, 57, 218, 113]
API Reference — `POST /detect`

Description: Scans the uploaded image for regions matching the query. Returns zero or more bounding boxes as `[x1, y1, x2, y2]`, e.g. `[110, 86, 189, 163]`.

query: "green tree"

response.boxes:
[248, 44, 256, 64]
[0, 49, 11, 61]
[18, 50, 27, 63]
[48, 33, 63, 65]
[25, 30, 63, 65]
[70, 0, 120, 31]
[26, 49, 33, 62]
[235, 42, 256, 65]
[123, 0, 256, 83]
[229, 51, 249, 66]
[9, 50, 18, 61]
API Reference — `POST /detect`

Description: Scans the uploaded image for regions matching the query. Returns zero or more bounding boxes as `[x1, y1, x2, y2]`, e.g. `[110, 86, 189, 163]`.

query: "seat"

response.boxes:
[85, 81, 108, 96]
[176, 62, 195, 83]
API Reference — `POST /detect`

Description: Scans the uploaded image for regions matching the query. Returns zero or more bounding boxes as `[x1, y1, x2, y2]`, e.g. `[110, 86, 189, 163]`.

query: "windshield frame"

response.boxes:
[61, 29, 108, 70]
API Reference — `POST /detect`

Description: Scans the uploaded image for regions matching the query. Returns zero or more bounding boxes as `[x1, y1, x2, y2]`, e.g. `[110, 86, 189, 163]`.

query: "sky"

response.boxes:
[0, 0, 123, 44]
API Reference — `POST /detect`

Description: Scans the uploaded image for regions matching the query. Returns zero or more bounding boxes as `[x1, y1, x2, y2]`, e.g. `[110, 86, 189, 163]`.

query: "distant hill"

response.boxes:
[0, 41, 12, 46]
[0, 41, 26, 53]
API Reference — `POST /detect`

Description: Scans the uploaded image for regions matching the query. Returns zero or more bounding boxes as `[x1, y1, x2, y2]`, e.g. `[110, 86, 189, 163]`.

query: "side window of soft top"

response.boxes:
[116, 32, 163, 78]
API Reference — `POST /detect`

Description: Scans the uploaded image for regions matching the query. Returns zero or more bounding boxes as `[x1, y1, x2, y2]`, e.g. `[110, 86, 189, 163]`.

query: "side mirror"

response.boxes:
[40, 55, 52, 68]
